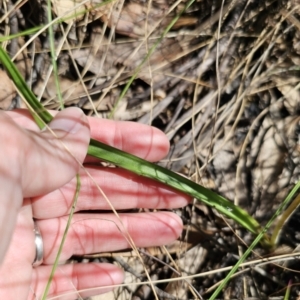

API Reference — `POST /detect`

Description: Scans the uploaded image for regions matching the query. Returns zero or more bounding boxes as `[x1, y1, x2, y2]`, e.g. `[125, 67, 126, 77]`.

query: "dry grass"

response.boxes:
[2, 0, 300, 299]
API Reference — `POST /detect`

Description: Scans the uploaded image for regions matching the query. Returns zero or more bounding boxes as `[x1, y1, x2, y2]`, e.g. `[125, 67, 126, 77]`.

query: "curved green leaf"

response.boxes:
[0, 44, 271, 247]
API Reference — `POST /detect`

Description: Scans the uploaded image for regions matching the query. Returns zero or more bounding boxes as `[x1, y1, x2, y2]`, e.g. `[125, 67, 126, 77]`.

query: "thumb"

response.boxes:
[22, 107, 91, 197]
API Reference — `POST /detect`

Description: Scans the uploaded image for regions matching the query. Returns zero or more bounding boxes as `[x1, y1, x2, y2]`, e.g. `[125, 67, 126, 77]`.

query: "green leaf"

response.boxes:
[0, 43, 270, 246]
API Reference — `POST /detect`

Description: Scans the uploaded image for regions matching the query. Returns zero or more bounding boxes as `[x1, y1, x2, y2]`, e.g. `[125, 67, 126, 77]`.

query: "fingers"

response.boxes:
[32, 166, 191, 218]
[37, 212, 183, 263]
[30, 263, 124, 300]
[88, 117, 169, 161]
[7, 109, 170, 161]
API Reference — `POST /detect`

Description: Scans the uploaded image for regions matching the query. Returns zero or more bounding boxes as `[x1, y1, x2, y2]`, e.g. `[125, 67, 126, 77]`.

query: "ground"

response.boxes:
[1, 0, 300, 299]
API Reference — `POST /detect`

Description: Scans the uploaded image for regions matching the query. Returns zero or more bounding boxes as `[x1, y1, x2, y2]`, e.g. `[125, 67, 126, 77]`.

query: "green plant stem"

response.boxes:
[270, 181, 300, 246]
[0, 26, 43, 42]
[0, 45, 272, 247]
[88, 139, 268, 239]
[108, 0, 195, 118]
[284, 280, 292, 300]
[208, 181, 300, 300]
[41, 174, 81, 300]
[46, 0, 64, 110]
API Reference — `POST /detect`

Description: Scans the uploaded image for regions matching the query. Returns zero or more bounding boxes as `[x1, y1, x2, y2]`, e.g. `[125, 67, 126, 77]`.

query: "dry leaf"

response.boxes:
[101, 2, 198, 38]
[73, 36, 183, 84]
[52, 0, 113, 23]
[33, 76, 87, 104]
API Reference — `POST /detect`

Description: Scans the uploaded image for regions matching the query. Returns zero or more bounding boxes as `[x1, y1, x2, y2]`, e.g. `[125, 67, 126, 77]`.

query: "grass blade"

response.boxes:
[109, 0, 195, 118]
[41, 174, 81, 300]
[208, 180, 300, 300]
[0, 47, 51, 128]
[0, 45, 271, 246]
[89, 139, 267, 239]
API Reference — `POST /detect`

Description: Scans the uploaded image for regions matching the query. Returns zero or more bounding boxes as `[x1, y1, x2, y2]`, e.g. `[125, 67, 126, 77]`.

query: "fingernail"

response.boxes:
[49, 107, 84, 134]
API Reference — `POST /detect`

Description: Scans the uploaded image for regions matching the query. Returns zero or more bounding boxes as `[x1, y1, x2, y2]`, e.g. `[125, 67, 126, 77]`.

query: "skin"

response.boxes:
[0, 107, 190, 299]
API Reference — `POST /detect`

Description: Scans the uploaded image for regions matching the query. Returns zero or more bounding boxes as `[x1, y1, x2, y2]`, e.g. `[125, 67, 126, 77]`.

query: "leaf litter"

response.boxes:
[1, 0, 300, 299]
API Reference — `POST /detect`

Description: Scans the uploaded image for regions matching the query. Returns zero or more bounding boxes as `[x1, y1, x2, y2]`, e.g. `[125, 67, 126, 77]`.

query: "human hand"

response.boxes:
[0, 107, 190, 299]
